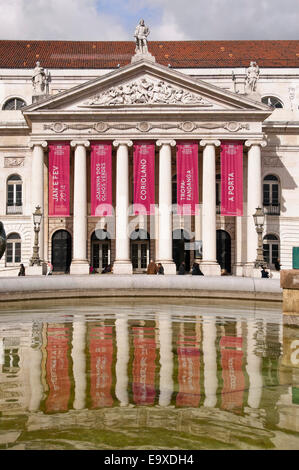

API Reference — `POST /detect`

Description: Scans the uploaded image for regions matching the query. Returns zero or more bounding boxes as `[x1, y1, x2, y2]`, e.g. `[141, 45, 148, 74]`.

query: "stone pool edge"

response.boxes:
[0, 275, 282, 303]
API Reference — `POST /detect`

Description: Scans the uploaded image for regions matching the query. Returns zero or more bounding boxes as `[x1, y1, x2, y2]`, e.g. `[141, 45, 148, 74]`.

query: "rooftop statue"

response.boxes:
[32, 61, 50, 95]
[245, 61, 260, 94]
[0, 222, 6, 260]
[134, 19, 150, 54]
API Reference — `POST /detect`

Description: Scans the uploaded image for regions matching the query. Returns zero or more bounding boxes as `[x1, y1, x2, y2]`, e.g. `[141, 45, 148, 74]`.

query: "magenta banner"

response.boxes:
[220, 141, 243, 216]
[133, 141, 155, 215]
[91, 142, 112, 216]
[48, 142, 70, 216]
[176, 142, 199, 215]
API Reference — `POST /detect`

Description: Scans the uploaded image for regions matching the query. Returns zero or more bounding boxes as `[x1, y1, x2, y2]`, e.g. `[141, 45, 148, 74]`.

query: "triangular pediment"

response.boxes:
[23, 58, 272, 116]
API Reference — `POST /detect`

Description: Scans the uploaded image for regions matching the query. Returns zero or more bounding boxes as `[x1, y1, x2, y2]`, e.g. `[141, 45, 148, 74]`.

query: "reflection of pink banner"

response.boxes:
[132, 327, 156, 405]
[133, 142, 155, 215]
[91, 142, 112, 216]
[48, 142, 70, 216]
[177, 142, 199, 215]
[220, 336, 244, 412]
[46, 326, 71, 412]
[220, 141, 243, 216]
[89, 326, 113, 408]
[176, 334, 200, 407]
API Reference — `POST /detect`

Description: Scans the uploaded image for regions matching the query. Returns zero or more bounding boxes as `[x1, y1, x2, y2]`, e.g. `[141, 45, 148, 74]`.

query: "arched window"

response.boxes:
[263, 174, 280, 215]
[6, 233, 21, 265]
[2, 98, 26, 110]
[7, 174, 23, 214]
[263, 234, 279, 268]
[261, 96, 283, 109]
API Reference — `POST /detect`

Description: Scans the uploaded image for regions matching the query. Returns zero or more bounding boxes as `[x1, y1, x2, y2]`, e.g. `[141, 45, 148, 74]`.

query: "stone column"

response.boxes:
[158, 312, 173, 406]
[199, 139, 221, 276]
[244, 140, 267, 276]
[30, 141, 47, 263]
[71, 316, 87, 410]
[70, 141, 90, 274]
[115, 313, 129, 406]
[156, 140, 176, 274]
[113, 140, 133, 274]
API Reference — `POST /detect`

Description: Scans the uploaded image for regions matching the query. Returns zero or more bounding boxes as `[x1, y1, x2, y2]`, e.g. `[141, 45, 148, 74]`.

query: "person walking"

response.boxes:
[178, 261, 186, 275]
[157, 263, 164, 275]
[147, 259, 158, 274]
[191, 262, 204, 275]
[18, 263, 25, 276]
[46, 261, 53, 276]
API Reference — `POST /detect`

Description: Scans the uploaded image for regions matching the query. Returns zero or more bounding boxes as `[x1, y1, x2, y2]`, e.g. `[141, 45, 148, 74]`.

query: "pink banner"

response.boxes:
[132, 327, 156, 405]
[176, 142, 199, 215]
[220, 141, 243, 216]
[133, 142, 155, 215]
[89, 326, 113, 408]
[48, 142, 70, 216]
[176, 333, 201, 407]
[220, 336, 245, 412]
[91, 142, 112, 216]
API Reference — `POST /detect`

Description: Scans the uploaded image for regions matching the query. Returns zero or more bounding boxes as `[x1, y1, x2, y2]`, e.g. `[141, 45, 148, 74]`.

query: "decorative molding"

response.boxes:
[156, 140, 176, 147]
[200, 139, 221, 147]
[82, 78, 212, 107]
[245, 139, 267, 148]
[70, 140, 90, 148]
[44, 120, 249, 134]
[29, 141, 48, 149]
[4, 157, 25, 168]
[113, 140, 133, 148]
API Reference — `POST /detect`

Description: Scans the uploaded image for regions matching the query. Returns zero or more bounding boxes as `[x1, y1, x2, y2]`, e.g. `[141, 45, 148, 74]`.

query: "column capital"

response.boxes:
[199, 139, 221, 148]
[156, 139, 176, 147]
[29, 141, 48, 149]
[244, 139, 267, 148]
[113, 140, 133, 148]
[70, 140, 90, 148]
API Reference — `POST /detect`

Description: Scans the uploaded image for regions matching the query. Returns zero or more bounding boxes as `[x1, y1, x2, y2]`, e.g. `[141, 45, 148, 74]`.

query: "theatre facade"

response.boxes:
[0, 37, 299, 275]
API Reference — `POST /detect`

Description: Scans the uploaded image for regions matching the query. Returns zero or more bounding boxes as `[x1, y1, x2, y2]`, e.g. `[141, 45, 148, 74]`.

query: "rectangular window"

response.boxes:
[272, 184, 279, 205]
[15, 243, 21, 263]
[6, 243, 13, 263]
[263, 244, 270, 264]
[16, 185, 22, 206]
[7, 185, 14, 206]
[263, 184, 270, 205]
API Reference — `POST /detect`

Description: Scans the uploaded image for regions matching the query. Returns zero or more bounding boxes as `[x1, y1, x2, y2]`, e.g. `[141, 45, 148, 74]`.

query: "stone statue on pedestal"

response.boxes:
[245, 61, 260, 94]
[32, 61, 50, 96]
[134, 19, 150, 54]
[0, 222, 7, 260]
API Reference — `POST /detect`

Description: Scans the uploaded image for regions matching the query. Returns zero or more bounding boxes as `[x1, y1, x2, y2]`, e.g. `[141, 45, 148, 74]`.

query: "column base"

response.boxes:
[233, 263, 244, 277]
[70, 260, 90, 275]
[243, 263, 262, 278]
[200, 261, 221, 276]
[113, 261, 133, 275]
[26, 265, 43, 276]
[156, 260, 177, 275]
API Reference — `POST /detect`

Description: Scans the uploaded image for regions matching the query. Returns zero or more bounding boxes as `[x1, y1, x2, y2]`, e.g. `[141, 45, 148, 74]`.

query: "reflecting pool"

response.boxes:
[0, 298, 298, 450]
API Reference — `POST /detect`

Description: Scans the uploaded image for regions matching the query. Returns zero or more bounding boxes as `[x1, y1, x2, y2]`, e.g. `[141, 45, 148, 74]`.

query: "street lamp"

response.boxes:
[253, 206, 265, 268]
[29, 205, 42, 266]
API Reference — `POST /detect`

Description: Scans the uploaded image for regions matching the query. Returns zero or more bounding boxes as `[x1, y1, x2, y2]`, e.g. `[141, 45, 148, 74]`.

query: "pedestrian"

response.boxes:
[261, 266, 269, 278]
[191, 262, 204, 275]
[102, 264, 112, 274]
[157, 263, 164, 275]
[18, 263, 25, 276]
[147, 259, 158, 274]
[274, 258, 281, 271]
[46, 261, 53, 276]
[178, 261, 186, 275]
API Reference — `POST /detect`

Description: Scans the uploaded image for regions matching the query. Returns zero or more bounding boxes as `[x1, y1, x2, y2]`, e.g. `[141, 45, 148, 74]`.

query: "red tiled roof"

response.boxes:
[0, 40, 298, 69]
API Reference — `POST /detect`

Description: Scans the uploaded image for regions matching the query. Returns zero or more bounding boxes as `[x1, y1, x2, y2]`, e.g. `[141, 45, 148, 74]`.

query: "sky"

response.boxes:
[0, 0, 298, 41]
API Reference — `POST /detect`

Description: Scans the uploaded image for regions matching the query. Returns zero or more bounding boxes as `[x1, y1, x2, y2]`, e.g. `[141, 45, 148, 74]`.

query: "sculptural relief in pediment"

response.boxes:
[82, 77, 212, 107]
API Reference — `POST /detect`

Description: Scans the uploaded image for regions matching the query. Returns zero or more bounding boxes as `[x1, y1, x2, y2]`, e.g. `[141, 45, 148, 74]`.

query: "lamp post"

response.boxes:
[253, 206, 265, 268]
[29, 205, 42, 266]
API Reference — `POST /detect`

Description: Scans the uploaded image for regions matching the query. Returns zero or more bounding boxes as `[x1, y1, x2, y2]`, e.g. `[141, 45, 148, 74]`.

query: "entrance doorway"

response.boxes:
[130, 229, 149, 273]
[91, 229, 111, 272]
[216, 230, 231, 273]
[172, 229, 191, 272]
[51, 230, 72, 273]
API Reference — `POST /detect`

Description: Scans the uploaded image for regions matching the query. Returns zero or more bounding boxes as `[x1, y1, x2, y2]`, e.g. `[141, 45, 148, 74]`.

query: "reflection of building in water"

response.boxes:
[0, 313, 287, 424]
[0, 322, 32, 413]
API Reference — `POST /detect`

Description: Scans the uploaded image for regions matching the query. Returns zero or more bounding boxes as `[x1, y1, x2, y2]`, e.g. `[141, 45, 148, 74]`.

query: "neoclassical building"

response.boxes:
[0, 30, 298, 275]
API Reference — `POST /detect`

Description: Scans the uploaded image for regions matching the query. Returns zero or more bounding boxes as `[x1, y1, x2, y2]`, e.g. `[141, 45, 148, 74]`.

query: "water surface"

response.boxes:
[0, 298, 298, 450]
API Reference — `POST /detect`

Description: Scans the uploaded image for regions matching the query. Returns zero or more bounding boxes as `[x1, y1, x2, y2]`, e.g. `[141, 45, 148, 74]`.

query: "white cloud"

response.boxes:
[0, 0, 128, 40]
